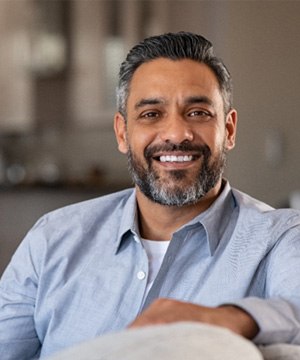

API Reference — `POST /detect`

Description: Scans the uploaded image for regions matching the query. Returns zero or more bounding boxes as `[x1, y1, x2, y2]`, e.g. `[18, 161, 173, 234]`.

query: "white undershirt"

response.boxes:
[141, 238, 170, 304]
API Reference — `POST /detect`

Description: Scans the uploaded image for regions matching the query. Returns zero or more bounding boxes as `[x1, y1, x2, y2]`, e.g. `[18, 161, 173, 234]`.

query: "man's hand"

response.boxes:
[129, 298, 259, 339]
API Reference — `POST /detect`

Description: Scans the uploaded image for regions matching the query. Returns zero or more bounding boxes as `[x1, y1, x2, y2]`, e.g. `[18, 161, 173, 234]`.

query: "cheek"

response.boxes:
[128, 127, 155, 154]
[201, 128, 226, 154]
[213, 123, 227, 144]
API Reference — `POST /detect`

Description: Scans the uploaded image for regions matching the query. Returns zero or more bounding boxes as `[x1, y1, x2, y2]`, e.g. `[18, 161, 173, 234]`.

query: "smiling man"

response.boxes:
[114, 58, 236, 240]
[1, 32, 300, 359]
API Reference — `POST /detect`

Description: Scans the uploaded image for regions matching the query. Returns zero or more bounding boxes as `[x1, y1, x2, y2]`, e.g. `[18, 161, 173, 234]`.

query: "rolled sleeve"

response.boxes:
[223, 224, 300, 345]
[231, 297, 300, 344]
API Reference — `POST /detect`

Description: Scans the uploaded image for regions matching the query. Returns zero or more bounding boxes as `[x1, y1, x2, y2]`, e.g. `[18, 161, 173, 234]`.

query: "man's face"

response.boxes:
[114, 58, 237, 206]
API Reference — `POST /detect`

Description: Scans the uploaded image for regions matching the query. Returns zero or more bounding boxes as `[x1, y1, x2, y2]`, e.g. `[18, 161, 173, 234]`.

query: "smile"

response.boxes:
[159, 155, 193, 163]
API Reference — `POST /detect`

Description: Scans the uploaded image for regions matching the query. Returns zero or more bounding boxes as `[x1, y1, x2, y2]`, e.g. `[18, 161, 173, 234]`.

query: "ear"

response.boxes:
[114, 112, 128, 154]
[224, 109, 237, 151]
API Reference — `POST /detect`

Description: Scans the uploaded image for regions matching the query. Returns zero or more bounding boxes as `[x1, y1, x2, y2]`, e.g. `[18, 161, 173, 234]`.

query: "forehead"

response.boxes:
[127, 58, 223, 108]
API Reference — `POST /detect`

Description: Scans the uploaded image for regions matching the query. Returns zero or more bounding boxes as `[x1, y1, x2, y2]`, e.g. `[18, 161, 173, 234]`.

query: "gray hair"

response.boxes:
[116, 32, 233, 117]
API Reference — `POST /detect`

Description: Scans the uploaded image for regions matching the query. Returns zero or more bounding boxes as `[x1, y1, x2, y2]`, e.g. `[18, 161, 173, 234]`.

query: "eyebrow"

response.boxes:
[134, 97, 165, 110]
[134, 95, 214, 111]
[184, 96, 214, 107]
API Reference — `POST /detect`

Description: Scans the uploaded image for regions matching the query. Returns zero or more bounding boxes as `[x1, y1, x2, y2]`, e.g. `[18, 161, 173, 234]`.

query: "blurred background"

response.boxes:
[1, 0, 300, 274]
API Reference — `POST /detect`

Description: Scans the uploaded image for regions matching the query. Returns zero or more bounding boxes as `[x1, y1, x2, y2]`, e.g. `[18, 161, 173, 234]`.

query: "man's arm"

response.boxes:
[129, 298, 259, 339]
[0, 226, 41, 360]
[130, 223, 300, 345]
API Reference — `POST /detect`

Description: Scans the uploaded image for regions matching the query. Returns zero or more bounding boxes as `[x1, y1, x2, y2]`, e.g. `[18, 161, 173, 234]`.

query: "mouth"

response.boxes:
[154, 154, 198, 163]
[151, 152, 201, 168]
[145, 143, 208, 168]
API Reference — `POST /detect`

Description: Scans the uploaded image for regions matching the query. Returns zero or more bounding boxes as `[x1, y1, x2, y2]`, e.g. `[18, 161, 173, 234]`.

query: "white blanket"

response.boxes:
[47, 322, 300, 360]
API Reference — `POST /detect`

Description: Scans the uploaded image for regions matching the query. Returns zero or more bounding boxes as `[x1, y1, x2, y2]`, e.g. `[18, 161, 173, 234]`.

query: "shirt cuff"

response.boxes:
[225, 297, 300, 345]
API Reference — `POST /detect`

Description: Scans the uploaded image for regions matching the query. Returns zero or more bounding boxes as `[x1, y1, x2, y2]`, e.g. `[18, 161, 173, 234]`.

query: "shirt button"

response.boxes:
[137, 271, 146, 280]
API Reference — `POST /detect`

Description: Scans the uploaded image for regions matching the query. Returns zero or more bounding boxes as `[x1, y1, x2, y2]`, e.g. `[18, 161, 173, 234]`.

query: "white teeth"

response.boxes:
[159, 155, 193, 162]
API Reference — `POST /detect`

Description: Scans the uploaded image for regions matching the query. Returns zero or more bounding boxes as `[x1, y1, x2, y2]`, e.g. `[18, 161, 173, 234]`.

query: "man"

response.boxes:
[1, 32, 300, 359]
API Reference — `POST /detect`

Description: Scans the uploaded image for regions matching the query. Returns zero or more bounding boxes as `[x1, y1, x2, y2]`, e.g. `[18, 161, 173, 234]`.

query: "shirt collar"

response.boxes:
[114, 188, 140, 254]
[188, 180, 237, 255]
[114, 181, 237, 255]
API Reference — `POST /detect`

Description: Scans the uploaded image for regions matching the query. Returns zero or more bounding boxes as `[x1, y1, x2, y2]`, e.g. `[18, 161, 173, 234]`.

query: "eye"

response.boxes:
[188, 110, 212, 118]
[188, 110, 210, 116]
[140, 111, 160, 119]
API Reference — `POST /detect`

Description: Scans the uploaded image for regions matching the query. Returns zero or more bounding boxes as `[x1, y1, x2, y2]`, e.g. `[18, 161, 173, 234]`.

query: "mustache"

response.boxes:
[144, 142, 211, 160]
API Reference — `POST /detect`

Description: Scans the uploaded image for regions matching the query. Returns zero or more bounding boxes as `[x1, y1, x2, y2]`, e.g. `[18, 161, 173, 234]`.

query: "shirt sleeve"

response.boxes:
[232, 297, 300, 344]
[0, 222, 43, 359]
[229, 225, 300, 345]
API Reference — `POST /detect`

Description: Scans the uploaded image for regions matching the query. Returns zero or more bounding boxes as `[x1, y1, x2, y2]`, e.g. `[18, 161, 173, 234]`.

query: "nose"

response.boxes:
[159, 114, 194, 144]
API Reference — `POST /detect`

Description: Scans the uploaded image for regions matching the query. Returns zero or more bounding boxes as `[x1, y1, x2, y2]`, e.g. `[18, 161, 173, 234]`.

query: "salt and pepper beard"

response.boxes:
[126, 140, 227, 207]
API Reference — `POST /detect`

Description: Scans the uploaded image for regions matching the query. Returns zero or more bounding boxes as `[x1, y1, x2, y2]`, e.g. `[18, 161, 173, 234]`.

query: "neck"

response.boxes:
[136, 180, 223, 241]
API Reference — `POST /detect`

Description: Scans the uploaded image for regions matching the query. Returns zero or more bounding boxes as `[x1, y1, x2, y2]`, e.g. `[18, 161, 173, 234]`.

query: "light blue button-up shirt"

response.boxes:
[1, 181, 300, 359]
